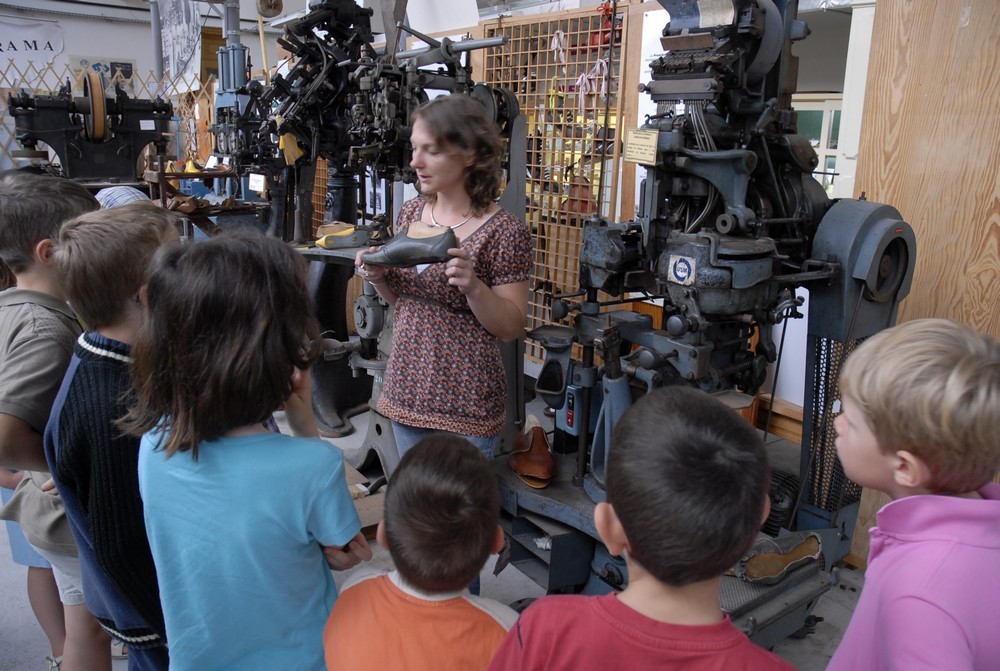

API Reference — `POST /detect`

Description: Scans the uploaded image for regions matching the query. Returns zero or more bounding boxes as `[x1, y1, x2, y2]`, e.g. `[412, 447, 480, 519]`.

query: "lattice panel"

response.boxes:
[481, 6, 628, 363]
[1, 59, 213, 173]
[806, 336, 864, 512]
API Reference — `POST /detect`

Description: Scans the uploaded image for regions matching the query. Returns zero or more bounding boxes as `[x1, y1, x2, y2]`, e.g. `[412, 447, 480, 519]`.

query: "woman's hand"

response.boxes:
[355, 247, 387, 284]
[322, 532, 374, 571]
[445, 247, 483, 295]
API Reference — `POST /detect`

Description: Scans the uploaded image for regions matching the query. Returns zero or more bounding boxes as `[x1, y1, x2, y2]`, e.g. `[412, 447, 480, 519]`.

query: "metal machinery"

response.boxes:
[246, 0, 526, 464]
[494, 0, 916, 648]
[7, 71, 172, 184]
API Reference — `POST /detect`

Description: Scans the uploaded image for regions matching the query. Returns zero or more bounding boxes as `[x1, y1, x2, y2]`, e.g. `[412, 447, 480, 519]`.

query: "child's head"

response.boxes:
[0, 172, 99, 273]
[380, 435, 502, 592]
[54, 202, 181, 330]
[125, 230, 322, 457]
[838, 318, 1000, 494]
[604, 386, 769, 587]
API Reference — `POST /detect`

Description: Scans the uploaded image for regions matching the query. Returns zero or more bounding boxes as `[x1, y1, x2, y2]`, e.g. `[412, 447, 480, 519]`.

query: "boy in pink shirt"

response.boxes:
[828, 318, 1000, 670]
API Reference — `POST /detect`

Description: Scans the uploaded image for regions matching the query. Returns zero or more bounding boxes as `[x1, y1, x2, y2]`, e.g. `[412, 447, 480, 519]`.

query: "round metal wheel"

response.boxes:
[470, 83, 497, 124]
[83, 71, 107, 142]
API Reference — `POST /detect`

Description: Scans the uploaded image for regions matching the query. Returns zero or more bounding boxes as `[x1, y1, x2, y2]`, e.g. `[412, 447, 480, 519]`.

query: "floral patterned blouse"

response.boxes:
[376, 198, 533, 437]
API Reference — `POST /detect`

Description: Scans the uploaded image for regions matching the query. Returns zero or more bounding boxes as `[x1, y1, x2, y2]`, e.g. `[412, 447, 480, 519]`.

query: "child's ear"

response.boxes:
[34, 238, 55, 265]
[760, 493, 772, 526]
[138, 283, 149, 307]
[375, 519, 389, 550]
[490, 525, 505, 555]
[893, 450, 933, 489]
[594, 502, 629, 557]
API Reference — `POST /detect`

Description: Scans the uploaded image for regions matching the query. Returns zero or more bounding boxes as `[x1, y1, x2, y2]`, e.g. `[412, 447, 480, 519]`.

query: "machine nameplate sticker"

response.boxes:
[668, 255, 695, 285]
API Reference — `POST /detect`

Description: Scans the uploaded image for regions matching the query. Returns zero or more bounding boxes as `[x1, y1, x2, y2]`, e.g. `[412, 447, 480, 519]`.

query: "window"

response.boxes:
[794, 94, 842, 196]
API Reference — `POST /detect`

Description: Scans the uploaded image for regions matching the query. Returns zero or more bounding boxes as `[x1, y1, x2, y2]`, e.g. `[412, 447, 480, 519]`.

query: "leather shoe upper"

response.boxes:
[360, 227, 456, 267]
[509, 427, 554, 482]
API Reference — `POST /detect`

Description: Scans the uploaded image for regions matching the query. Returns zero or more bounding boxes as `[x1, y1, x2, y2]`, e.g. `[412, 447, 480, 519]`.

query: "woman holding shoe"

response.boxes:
[356, 94, 532, 460]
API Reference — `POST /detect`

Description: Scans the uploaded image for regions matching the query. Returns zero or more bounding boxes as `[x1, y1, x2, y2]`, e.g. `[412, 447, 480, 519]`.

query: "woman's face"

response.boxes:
[409, 118, 470, 197]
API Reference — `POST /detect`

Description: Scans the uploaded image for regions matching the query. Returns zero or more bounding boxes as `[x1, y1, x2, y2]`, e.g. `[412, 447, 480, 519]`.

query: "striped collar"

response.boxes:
[77, 332, 131, 363]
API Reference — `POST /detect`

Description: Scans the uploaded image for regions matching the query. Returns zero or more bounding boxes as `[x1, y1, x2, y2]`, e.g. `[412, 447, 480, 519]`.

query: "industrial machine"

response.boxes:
[7, 71, 172, 184]
[491, 0, 915, 649]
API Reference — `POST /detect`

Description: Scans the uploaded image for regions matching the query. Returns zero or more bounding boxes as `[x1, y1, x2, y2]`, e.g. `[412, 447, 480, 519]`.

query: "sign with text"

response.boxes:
[0, 20, 64, 68]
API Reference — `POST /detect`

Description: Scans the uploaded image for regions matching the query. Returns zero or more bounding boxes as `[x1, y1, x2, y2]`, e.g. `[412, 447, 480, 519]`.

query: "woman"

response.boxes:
[356, 94, 533, 459]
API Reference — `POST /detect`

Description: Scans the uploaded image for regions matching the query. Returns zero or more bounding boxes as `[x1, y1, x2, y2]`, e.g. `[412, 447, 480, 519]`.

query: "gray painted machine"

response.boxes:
[495, 0, 915, 648]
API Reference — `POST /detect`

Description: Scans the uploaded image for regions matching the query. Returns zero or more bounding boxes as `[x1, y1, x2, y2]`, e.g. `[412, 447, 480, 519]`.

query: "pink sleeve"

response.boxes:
[879, 595, 972, 670]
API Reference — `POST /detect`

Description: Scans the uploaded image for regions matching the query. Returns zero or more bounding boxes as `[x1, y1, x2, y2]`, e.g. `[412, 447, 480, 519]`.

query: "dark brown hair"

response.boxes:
[608, 386, 770, 587]
[411, 95, 503, 215]
[120, 230, 322, 458]
[54, 202, 180, 330]
[0, 172, 99, 272]
[383, 434, 499, 592]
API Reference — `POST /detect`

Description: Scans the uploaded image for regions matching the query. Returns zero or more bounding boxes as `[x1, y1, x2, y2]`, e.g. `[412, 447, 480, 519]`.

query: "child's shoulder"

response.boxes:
[0, 289, 78, 341]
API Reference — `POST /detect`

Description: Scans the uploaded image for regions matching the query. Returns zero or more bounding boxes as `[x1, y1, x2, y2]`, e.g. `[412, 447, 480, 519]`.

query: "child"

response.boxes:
[121, 230, 372, 671]
[488, 386, 796, 670]
[0, 172, 111, 670]
[324, 434, 517, 670]
[827, 318, 1000, 670]
[44, 203, 181, 670]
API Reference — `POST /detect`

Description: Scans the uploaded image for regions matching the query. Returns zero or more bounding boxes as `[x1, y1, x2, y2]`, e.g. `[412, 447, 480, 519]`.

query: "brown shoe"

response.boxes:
[509, 427, 553, 488]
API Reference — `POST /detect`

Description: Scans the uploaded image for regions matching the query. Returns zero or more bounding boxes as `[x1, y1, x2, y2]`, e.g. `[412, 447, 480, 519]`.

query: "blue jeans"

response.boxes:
[391, 421, 499, 461]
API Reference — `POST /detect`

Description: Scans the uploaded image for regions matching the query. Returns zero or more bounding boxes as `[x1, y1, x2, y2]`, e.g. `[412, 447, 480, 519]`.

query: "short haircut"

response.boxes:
[411, 94, 503, 215]
[840, 318, 1000, 493]
[383, 435, 500, 592]
[0, 172, 99, 272]
[607, 386, 769, 587]
[54, 202, 180, 330]
[120, 230, 323, 458]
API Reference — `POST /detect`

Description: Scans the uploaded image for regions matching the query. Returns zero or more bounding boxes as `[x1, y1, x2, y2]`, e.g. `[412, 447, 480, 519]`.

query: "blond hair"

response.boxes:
[840, 318, 1000, 493]
[54, 202, 180, 330]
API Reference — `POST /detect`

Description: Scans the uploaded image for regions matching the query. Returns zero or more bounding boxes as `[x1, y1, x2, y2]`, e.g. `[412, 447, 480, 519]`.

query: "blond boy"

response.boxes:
[828, 318, 1000, 670]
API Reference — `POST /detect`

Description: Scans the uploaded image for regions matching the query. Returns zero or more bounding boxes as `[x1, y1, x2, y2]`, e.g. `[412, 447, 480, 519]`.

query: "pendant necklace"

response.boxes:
[429, 203, 474, 229]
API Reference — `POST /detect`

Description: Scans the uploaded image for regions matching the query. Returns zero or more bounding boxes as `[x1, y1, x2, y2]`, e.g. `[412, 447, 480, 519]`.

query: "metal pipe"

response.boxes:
[149, 0, 163, 80]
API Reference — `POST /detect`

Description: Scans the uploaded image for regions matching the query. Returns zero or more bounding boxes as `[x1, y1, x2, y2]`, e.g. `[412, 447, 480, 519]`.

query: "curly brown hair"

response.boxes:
[411, 95, 503, 215]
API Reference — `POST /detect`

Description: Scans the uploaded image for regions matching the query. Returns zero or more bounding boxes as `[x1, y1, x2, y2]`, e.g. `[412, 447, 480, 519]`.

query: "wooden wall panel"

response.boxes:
[848, 0, 1000, 565]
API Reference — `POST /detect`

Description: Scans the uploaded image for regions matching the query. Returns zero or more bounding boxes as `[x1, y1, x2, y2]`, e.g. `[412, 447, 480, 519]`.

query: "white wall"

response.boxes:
[796, 8, 853, 92]
[0, 0, 315, 81]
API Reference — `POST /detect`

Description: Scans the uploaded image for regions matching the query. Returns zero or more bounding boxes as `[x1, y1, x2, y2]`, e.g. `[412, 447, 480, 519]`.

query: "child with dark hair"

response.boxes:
[489, 386, 795, 670]
[324, 434, 516, 670]
[0, 172, 108, 670]
[122, 230, 371, 670]
[827, 319, 1000, 670]
[44, 203, 181, 670]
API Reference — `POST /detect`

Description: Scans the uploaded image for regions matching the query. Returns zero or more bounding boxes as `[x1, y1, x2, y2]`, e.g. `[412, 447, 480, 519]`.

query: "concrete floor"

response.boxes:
[0, 402, 863, 670]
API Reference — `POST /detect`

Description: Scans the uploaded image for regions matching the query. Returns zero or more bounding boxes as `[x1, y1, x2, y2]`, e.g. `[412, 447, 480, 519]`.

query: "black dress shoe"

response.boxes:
[360, 226, 457, 267]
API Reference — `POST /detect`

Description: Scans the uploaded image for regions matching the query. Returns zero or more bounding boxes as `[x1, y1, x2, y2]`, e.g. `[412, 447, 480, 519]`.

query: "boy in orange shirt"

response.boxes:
[324, 435, 516, 670]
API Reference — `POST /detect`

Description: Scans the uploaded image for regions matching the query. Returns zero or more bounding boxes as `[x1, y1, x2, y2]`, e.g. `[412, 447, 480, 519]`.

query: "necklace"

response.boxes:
[429, 203, 474, 229]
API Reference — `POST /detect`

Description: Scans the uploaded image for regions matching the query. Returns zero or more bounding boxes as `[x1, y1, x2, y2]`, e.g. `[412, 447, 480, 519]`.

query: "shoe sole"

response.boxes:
[743, 535, 821, 580]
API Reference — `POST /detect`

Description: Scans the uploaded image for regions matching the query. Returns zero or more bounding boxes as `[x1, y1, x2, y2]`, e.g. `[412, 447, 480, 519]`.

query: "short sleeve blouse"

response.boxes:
[376, 198, 533, 437]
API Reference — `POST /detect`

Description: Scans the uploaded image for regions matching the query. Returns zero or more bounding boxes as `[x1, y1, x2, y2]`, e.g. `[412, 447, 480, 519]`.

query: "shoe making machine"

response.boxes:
[493, 0, 915, 649]
[236, 0, 914, 649]
[6, 71, 172, 185]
